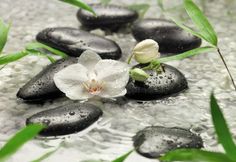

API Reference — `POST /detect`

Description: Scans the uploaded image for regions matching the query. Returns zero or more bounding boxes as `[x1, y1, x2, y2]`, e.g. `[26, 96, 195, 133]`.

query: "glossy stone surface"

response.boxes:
[133, 126, 203, 158]
[36, 27, 122, 59]
[26, 103, 103, 136]
[77, 4, 138, 30]
[126, 64, 188, 100]
[17, 57, 77, 101]
[132, 19, 202, 54]
[1, 0, 236, 161]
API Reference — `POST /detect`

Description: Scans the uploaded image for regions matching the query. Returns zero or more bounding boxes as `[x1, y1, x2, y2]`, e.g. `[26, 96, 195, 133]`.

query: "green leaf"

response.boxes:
[100, 0, 112, 5]
[0, 124, 45, 161]
[128, 4, 150, 18]
[210, 93, 236, 161]
[184, 0, 218, 46]
[31, 148, 59, 162]
[29, 51, 56, 63]
[158, 46, 215, 63]
[169, 17, 204, 40]
[26, 42, 68, 58]
[160, 149, 235, 162]
[59, 0, 96, 16]
[0, 19, 10, 53]
[0, 51, 28, 65]
[112, 150, 133, 162]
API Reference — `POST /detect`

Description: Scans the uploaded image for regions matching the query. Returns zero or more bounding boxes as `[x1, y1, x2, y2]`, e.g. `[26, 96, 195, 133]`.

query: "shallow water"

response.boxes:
[0, 0, 236, 161]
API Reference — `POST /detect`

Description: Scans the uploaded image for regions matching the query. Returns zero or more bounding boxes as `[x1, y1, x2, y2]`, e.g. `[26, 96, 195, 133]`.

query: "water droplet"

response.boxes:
[168, 76, 172, 79]
[69, 111, 75, 116]
[42, 119, 51, 125]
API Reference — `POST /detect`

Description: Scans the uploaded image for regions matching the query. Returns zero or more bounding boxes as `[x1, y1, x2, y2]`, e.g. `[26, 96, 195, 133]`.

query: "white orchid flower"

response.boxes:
[53, 50, 130, 100]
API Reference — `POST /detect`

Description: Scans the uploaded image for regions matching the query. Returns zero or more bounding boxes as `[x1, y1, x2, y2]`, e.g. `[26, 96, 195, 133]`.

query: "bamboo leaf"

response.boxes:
[0, 51, 28, 65]
[59, 0, 96, 16]
[29, 51, 56, 63]
[184, 0, 218, 46]
[160, 149, 235, 162]
[128, 4, 150, 18]
[169, 17, 204, 40]
[26, 42, 68, 58]
[158, 46, 215, 63]
[112, 150, 133, 162]
[210, 93, 236, 160]
[0, 19, 10, 53]
[0, 124, 45, 161]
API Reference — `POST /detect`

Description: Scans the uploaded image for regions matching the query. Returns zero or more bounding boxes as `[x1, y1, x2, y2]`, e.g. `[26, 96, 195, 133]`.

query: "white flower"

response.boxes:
[53, 50, 130, 100]
[133, 39, 160, 64]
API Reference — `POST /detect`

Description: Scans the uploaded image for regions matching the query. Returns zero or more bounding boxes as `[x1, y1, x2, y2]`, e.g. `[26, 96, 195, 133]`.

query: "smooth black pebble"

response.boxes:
[133, 126, 203, 158]
[77, 4, 138, 30]
[132, 19, 202, 54]
[36, 27, 122, 59]
[17, 57, 77, 101]
[126, 64, 188, 100]
[26, 103, 103, 136]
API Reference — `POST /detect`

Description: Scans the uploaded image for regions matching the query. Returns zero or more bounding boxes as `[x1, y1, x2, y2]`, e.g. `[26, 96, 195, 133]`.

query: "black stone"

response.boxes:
[132, 19, 202, 54]
[77, 4, 138, 30]
[26, 103, 103, 136]
[36, 27, 122, 59]
[133, 126, 203, 159]
[126, 64, 188, 100]
[17, 57, 77, 101]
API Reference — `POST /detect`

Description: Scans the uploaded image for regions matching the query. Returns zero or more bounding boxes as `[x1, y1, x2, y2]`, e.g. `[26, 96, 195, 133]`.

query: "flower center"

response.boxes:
[83, 79, 103, 95]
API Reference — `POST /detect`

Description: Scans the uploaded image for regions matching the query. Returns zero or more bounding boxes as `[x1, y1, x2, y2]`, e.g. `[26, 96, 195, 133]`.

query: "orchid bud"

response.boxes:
[133, 39, 160, 64]
[130, 68, 150, 82]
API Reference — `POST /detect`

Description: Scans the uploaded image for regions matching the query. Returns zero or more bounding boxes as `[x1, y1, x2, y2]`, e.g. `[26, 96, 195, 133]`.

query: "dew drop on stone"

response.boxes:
[168, 76, 172, 79]
[69, 111, 75, 116]
[42, 119, 51, 125]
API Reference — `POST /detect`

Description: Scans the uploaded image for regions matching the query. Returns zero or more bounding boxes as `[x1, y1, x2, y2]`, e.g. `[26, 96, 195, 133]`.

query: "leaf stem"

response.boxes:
[217, 48, 236, 90]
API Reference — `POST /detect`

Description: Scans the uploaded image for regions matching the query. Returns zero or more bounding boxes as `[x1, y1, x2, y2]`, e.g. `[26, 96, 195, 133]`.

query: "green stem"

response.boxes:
[127, 52, 135, 64]
[142, 64, 152, 70]
[217, 48, 236, 90]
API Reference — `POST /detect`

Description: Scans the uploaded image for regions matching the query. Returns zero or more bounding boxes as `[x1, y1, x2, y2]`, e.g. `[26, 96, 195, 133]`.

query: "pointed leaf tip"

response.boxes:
[210, 93, 236, 161]
[184, 0, 218, 46]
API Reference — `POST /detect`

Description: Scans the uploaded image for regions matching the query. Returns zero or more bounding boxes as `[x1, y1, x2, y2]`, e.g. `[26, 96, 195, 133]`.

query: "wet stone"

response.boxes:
[26, 103, 103, 136]
[125, 64, 188, 100]
[77, 4, 138, 30]
[36, 27, 122, 59]
[132, 19, 202, 54]
[17, 57, 77, 102]
[133, 126, 203, 159]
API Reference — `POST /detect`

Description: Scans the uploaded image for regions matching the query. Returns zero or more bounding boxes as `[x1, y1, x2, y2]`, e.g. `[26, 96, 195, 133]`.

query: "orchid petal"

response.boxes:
[95, 60, 130, 88]
[65, 86, 92, 100]
[99, 88, 127, 98]
[54, 64, 91, 100]
[78, 50, 102, 70]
